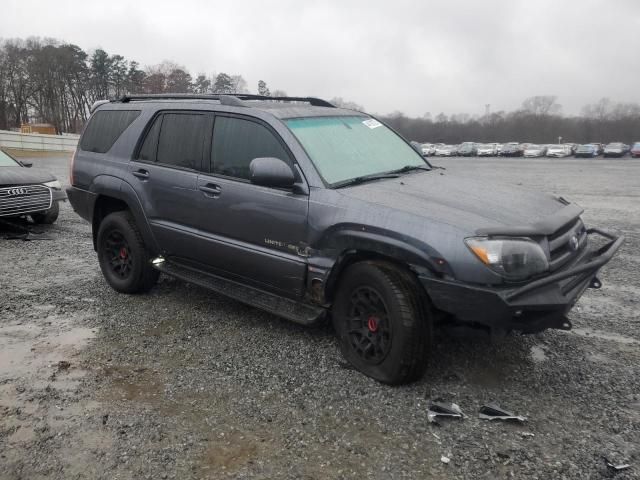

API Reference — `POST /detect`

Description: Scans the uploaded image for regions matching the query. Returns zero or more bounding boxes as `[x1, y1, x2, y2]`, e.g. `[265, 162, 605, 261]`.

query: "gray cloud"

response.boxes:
[4, 0, 640, 116]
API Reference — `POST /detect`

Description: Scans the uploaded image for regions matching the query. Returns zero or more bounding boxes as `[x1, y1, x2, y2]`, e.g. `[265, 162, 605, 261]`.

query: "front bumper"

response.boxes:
[421, 228, 623, 333]
[52, 189, 67, 202]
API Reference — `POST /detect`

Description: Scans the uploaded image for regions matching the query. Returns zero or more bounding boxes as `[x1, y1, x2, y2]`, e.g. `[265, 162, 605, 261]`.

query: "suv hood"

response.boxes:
[338, 171, 568, 234]
[0, 167, 56, 186]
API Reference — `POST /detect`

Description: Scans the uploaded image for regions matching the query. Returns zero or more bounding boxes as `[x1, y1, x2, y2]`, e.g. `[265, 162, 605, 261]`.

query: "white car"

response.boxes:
[476, 143, 498, 156]
[434, 145, 456, 156]
[524, 144, 547, 157]
[546, 144, 573, 158]
[420, 143, 435, 156]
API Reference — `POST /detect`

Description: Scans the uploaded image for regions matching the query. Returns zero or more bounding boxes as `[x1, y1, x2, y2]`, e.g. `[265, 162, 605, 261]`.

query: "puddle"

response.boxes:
[0, 314, 96, 384]
[530, 345, 548, 363]
[102, 366, 164, 403]
[569, 328, 640, 346]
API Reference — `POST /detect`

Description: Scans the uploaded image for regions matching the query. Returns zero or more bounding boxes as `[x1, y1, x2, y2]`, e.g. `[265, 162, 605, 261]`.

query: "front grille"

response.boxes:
[0, 185, 52, 217]
[547, 218, 587, 271]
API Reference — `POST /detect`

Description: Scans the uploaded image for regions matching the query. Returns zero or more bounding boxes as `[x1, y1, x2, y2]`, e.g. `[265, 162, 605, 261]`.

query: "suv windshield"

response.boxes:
[0, 150, 20, 167]
[285, 116, 428, 186]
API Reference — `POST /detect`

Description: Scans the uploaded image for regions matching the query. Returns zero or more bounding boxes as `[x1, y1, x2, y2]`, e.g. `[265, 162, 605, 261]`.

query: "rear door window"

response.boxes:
[80, 110, 141, 153]
[156, 113, 208, 170]
[211, 116, 290, 180]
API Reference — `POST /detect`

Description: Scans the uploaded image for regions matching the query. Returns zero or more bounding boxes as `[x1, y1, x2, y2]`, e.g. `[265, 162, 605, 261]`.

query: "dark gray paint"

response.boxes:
[67, 98, 620, 329]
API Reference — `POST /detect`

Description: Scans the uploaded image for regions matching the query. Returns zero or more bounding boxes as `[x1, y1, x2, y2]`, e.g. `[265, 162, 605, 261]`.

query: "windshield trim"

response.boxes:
[284, 114, 432, 189]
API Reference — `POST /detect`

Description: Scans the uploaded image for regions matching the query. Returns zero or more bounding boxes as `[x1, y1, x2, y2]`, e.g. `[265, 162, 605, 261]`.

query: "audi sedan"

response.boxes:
[0, 149, 65, 224]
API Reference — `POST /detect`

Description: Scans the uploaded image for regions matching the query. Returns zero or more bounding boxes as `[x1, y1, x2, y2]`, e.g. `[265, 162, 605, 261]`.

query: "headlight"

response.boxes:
[44, 180, 62, 190]
[465, 237, 548, 281]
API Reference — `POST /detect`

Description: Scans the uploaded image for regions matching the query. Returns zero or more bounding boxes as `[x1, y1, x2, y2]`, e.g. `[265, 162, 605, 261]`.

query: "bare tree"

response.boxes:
[521, 95, 562, 116]
[329, 97, 363, 110]
[257, 80, 270, 96]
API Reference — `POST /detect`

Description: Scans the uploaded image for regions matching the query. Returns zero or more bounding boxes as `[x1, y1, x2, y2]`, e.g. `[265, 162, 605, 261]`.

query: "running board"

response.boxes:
[152, 259, 325, 326]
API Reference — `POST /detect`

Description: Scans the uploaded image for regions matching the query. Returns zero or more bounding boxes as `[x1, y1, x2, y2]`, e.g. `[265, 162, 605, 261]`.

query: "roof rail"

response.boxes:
[115, 93, 335, 108]
[90, 99, 110, 113]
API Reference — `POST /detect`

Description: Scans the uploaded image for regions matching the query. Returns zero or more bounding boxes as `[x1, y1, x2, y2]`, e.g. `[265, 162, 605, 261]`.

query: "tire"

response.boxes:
[31, 201, 59, 224]
[332, 261, 432, 385]
[96, 211, 159, 293]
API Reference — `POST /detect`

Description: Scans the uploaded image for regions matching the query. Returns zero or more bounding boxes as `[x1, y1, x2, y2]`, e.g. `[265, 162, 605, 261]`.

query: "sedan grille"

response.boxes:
[547, 218, 587, 271]
[0, 185, 52, 217]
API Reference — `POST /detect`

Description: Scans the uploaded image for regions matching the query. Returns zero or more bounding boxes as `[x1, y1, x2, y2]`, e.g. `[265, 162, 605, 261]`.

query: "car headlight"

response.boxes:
[465, 237, 548, 281]
[43, 180, 62, 190]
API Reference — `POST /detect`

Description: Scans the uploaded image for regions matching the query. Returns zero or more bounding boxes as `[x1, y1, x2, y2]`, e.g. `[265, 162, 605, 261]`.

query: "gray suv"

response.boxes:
[67, 94, 622, 384]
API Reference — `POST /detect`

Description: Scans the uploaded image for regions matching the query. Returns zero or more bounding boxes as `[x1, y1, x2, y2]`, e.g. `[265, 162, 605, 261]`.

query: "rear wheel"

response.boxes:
[97, 211, 159, 293]
[31, 201, 59, 224]
[332, 261, 431, 385]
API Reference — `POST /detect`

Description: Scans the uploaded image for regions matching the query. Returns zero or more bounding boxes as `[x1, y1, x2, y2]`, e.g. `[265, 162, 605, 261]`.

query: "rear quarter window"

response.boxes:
[80, 110, 141, 153]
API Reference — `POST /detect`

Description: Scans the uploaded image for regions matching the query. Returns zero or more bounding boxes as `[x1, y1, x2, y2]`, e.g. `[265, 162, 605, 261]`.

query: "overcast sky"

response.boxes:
[4, 0, 640, 117]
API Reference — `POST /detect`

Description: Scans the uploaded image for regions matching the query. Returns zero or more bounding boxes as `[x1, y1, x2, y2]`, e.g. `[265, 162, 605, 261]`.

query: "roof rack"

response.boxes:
[115, 93, 335, 108]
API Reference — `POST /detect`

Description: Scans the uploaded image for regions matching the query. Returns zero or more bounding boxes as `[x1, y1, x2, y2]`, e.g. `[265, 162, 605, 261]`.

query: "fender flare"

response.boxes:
[89, 175, 160, 253]
[309, 226, 453, 303]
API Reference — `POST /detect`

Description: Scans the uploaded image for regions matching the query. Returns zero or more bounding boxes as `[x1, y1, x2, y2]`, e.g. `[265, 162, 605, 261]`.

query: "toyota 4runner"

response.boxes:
[67, 94, 622, 384]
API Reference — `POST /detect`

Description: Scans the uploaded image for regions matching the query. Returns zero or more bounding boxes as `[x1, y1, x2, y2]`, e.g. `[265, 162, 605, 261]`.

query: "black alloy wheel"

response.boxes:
[346, 286, 392, 364]
[333, 261, 432, 385]
[97, 211, 159, 293]
[104, 230, 133, 279]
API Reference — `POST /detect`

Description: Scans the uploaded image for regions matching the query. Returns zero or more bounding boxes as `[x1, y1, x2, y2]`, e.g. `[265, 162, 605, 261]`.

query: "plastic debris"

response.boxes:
[478, 404, 527, 423]
[427, 402, 465, 424]
[604, 458, 631, 472]
[441, 455, 450, 464]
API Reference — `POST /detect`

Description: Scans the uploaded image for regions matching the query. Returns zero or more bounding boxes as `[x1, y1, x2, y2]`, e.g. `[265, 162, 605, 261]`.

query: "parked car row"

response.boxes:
[419, 142, 639, 158]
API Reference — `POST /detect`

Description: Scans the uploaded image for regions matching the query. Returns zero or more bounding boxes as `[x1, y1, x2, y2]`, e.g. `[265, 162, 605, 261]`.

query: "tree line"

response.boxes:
[381, 96, 640, 145]
[1, 37, 639, 143]
[0, 37, 282, 133]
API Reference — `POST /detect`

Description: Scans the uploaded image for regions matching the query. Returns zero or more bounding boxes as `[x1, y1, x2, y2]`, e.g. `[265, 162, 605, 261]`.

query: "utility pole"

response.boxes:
[485, 104, 490, 116]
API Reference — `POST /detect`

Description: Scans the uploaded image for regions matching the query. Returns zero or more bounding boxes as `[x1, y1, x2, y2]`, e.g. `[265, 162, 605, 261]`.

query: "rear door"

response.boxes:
[128, 110, 213, 260]
[193, 114, 309, 298]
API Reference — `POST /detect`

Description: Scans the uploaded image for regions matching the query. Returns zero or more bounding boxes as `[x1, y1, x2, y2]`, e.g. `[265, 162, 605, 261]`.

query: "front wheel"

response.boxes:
[97, 211, 159, 293]
[332, 262, 431, 385]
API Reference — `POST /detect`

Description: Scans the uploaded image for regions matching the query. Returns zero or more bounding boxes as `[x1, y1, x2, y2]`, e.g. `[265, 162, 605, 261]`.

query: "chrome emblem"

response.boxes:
[7, 187, 28, 196]
[569, 235, 579, 251]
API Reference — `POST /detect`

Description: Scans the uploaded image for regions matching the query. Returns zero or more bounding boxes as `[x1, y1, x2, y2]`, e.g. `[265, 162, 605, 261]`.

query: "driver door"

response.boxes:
[193, 114, 309, 298]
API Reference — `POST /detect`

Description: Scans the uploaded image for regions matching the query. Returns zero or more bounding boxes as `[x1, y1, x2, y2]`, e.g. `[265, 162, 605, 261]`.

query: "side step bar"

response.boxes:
[152, 259, 326, 326]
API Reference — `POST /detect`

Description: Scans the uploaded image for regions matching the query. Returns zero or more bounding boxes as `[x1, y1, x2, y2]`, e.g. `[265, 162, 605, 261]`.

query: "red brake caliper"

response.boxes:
[367, 316, 379, 333]
[119, 247, 128, 259]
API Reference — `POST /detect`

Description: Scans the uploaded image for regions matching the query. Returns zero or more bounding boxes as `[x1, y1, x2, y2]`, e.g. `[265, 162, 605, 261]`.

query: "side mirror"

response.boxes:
[249, 157, 295, 188]
[21, 161, 33, 168]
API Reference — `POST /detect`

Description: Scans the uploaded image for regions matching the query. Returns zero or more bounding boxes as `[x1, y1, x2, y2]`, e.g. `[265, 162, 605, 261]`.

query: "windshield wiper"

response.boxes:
[389, 164, 432, 174]
[333, 173, 400, 189]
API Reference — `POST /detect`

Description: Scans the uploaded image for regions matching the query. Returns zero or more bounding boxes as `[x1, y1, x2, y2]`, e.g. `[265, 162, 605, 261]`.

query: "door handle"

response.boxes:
[199, 184, 222, 197]
[132, 169, 150, 179]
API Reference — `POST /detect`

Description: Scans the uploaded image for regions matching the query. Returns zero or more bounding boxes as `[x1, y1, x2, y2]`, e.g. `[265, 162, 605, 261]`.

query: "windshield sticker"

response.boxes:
[362, 119, 382, 129]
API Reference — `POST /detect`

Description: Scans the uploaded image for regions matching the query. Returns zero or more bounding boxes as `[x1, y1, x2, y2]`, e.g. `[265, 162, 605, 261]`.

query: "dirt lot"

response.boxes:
[1, 154, 638, 479]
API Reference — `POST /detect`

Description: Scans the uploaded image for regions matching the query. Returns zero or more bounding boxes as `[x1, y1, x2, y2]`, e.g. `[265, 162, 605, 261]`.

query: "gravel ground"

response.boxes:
[0, 154, 638, 479]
